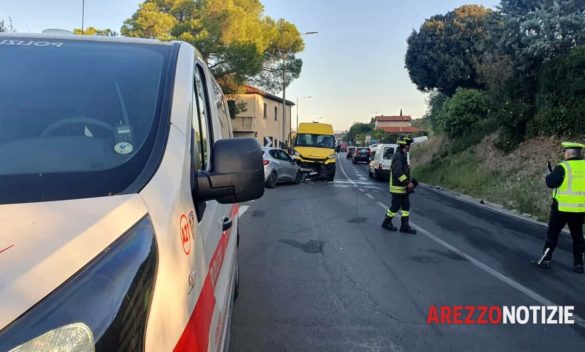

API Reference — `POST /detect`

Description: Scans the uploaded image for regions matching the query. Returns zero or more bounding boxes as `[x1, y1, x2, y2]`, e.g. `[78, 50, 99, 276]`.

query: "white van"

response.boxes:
[368, 144, 397, 180]
[0, 33, 264, 351]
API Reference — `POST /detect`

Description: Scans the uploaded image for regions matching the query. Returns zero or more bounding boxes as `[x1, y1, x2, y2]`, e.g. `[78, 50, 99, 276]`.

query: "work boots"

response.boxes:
[400, 217, 416, 234]
[381, 216, 397, 231]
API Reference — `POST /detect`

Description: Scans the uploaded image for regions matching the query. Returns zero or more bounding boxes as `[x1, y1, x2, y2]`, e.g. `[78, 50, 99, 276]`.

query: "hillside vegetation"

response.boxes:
[411, 136, 564, 221]
[402, 1, 584, 220]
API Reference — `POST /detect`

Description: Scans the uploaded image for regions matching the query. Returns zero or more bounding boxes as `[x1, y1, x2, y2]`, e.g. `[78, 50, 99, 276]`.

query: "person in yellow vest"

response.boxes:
[538, 142, 585, 273]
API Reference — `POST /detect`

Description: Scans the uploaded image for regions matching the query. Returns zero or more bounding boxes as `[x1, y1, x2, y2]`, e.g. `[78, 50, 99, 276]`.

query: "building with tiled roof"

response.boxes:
[374, 112, 420, 134]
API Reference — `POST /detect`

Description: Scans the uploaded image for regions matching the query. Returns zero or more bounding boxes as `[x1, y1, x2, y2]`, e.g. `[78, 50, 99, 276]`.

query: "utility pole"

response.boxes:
[281, 54, 287, 149]
[81, 0, 85, 34]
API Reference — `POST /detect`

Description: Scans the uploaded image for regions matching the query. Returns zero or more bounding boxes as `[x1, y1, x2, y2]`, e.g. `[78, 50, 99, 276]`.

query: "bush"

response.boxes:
[436, 88, 490, 138]
[531, 46, 585, 137]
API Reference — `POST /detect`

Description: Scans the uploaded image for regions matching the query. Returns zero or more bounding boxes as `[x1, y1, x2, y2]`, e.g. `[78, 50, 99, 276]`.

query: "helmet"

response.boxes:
[397, 135, 414, 146]
[561, 142, 585, 150]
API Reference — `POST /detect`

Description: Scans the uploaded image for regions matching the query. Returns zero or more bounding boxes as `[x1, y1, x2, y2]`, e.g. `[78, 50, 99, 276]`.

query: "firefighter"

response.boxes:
[381, 135, 417, 234]
[538, 142, 585, 273]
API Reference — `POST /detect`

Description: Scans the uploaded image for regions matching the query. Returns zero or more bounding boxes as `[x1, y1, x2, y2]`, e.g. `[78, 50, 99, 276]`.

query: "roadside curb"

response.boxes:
[419, 183, 570, 236]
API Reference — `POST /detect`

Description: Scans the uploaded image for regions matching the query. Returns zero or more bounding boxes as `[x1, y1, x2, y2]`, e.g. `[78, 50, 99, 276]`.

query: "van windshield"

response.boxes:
[295, 133, 334, 148]
[0, 37, 172, 204]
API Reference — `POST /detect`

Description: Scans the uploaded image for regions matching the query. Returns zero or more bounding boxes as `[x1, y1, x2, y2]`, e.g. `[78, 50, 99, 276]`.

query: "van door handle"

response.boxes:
[221, 217, 232, 231]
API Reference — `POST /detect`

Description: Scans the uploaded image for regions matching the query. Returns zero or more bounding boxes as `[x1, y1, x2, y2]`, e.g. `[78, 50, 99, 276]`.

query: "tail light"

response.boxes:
[263, 160, 270, 166]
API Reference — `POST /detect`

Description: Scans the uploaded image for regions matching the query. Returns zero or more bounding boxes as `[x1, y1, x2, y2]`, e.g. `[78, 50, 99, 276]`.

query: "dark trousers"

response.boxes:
[545, 203, 585, 264]
[388, 194, 410, 217]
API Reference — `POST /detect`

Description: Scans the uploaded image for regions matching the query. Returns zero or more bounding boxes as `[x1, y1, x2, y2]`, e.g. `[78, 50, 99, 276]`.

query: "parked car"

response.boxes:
[263, 147, 304, 188]
[346, 146, 356, 159]
[0, 33, 265, 352]
[369, 144, 397, 180]
[352, 147, 371, 164]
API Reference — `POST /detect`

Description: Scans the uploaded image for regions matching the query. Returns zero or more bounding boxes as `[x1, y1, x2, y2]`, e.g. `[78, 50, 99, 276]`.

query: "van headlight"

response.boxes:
[328, 153, 336, 159]
[0, 216, 158, 352]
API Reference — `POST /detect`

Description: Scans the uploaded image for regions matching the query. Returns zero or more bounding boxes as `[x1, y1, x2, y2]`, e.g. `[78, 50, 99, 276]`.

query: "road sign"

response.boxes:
[264, 136, 273, 147]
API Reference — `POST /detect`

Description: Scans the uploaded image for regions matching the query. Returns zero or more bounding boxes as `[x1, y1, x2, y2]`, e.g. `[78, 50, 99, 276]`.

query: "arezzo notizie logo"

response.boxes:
[427, 305, 576, 325]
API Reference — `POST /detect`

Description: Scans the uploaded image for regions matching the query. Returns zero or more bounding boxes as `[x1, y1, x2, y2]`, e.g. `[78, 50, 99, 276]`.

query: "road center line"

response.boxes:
[339, 156, 585, 328]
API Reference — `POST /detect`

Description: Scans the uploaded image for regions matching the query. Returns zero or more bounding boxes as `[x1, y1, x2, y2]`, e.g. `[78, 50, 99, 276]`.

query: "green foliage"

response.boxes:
[405, 5, 494, 95]
[250, 19, 304, 93]
[436, 88, 490, 138]
[498, 0, 585, 72]
[530, 45, 585, 136]
[122, 0, 304, 92]
[345, 123, 372, 145]
[73, 27, 118, 36]
[423, 91, 449, 133]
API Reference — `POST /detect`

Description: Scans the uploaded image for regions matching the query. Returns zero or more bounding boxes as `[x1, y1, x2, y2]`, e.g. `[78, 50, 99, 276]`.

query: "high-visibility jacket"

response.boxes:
[390, 149, 409, 194]
[553, 160, 585, 213]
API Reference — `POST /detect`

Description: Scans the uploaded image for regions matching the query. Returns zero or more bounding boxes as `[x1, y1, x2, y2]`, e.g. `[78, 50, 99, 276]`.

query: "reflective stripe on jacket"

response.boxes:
[554, 160, 585, 213]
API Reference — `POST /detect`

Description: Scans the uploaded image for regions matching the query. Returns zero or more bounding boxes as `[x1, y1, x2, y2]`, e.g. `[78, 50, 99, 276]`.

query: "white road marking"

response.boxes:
[358, 188, 365, 192]
[342, 157, 585, 327]
[239, 206, 250, 217]
[373, 200, 585, 328]
[366, 194, 375, 200]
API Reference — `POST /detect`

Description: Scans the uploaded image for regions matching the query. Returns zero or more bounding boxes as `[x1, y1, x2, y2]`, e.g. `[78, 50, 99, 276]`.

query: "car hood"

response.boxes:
[295, 146, 334, 159]
[0, 194, 148, 329]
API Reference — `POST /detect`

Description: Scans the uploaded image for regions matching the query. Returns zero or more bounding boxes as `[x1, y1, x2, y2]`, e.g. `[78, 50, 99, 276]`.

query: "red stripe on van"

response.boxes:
[173, 204, 239, 351]
[174, 275, 216, 352]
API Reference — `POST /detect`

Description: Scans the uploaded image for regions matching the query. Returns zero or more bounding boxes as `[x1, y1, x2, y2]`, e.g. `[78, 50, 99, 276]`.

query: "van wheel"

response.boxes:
[265, 171, 277, 188]
[368, 169, 373, 178]
[374, 169, 380, 180]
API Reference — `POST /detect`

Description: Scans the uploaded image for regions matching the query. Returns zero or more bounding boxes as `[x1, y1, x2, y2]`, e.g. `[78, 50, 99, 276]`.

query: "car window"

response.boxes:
[269, 150, 279, 159]
[383, 147, 394, 159]
[278, 150, 292, 161]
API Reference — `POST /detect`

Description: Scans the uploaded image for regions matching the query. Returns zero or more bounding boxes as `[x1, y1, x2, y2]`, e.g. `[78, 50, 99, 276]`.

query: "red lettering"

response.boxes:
[441, 306, 452, 324]
[477, 306, 488, 325]
[427, 305, 439, 324]
[489, 306, 502, 324]
[464, 306, 476, 324]
[453, 306, 463, 324]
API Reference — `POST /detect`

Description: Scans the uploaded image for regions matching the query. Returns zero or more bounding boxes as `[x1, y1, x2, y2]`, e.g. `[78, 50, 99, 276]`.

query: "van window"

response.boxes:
[295, 134, 334, 148]
[0, 38, 172, 204]
[194, 66, 212, 170]
[211, 79, 232, 138]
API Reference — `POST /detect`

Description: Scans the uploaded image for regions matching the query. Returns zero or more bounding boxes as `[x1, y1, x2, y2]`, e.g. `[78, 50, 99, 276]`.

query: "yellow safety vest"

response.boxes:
[553, 160, 585, 213]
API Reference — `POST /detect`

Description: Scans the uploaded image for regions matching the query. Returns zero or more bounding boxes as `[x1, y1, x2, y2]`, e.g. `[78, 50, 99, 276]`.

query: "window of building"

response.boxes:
[274, 106, 278, 120]
[263, 103, 267, 119]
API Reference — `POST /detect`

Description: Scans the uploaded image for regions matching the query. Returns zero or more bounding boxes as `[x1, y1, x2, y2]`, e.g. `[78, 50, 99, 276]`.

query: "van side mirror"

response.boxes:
[196, 138, 265, 204]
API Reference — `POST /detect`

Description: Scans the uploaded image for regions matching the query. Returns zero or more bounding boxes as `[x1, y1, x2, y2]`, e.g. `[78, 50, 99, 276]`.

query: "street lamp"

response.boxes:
[281, 31, 318, 147]
[296, 95, 313, 132]
[81, 0, 85, 34]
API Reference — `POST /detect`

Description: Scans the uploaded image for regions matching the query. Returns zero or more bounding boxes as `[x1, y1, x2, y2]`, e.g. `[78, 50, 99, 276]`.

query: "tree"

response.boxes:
[122, 0, 304, 93]
[405, 5, 494, 96]
[250, 18, 304, 94]
[436, 88, 490, 138]
[346, 122, 372, 145]
[498, 0, 585, 72]
[73, 27, 118, 36]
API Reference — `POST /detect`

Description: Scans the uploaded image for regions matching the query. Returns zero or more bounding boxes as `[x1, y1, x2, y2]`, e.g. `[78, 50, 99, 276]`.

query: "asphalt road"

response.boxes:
[230, 154, 585, 351]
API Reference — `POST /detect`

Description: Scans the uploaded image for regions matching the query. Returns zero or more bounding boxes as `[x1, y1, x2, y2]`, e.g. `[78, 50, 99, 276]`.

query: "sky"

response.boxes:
[0, 0, 500, 131]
